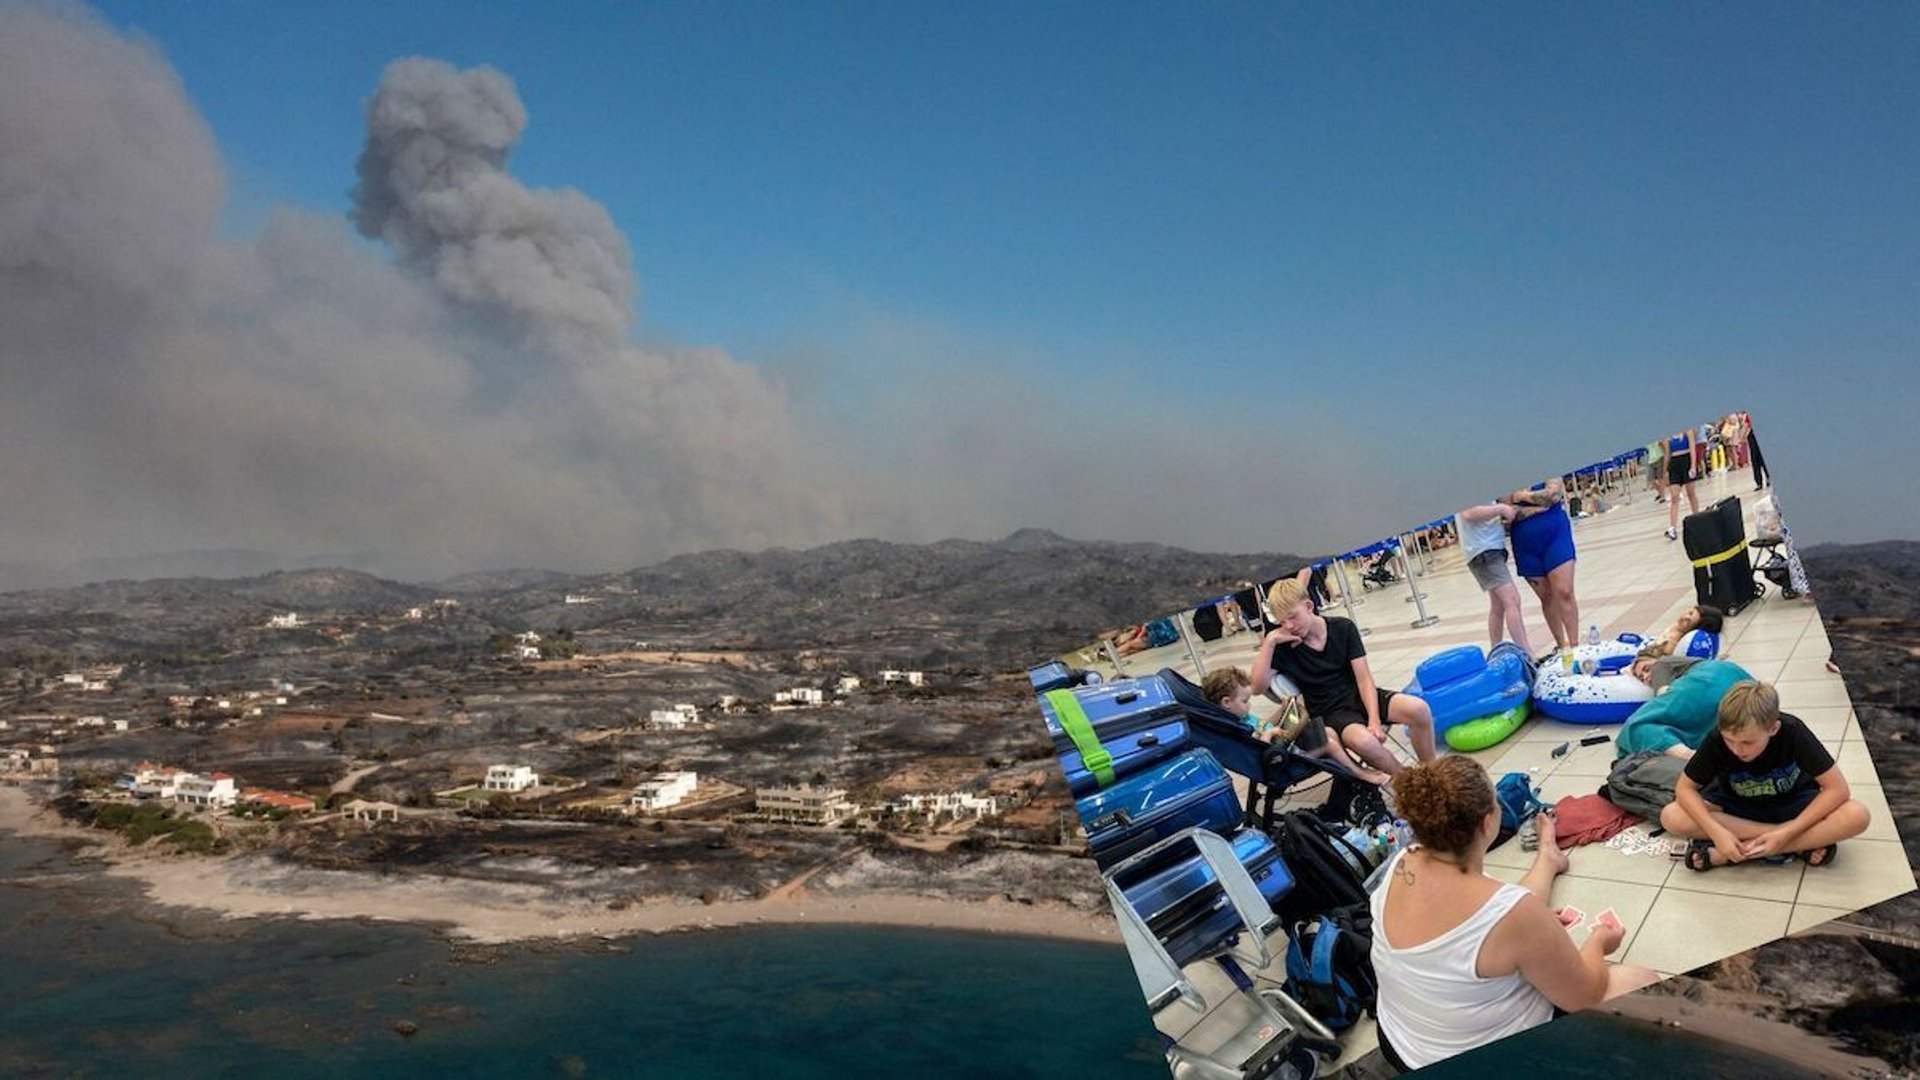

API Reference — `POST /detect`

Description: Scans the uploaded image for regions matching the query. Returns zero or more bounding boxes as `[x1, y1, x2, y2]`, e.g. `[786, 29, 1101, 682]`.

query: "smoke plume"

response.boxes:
[0, 5, 873, 582]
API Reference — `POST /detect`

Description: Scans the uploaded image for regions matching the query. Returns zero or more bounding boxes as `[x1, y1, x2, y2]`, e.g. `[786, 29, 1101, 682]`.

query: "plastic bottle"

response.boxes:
[1586, 624, 1600, 646]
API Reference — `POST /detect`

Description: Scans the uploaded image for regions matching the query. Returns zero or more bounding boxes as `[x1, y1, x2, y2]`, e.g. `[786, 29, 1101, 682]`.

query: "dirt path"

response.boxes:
[330, 763, 385, 795]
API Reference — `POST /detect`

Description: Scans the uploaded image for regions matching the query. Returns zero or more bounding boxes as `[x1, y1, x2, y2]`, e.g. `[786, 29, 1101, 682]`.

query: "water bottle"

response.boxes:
[1586, 624, 1600, 646]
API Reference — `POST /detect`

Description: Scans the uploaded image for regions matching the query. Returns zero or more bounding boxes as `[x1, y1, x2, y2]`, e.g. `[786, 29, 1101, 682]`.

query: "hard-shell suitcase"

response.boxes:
[1114, 826, 1293, 966]
[1684, 496, 1756, 615]
[1042, 678, 1191, 797]
[1075, 748, 1241, 867]
[1027, 660, 1075, 694]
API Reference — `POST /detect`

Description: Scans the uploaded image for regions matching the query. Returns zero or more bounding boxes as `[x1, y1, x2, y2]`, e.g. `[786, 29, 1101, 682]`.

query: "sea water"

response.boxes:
[0, 837, 1827, 1079]
[0, 837, 1166, 1078]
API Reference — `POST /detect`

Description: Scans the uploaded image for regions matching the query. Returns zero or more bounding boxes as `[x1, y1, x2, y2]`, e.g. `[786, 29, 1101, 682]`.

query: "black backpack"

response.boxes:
[1271, 810, 1370, 926]
[1284, 902, 1378, 1030]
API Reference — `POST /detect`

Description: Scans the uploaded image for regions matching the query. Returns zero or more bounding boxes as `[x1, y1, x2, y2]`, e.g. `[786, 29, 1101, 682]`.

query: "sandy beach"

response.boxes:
[1605, 987, 1894, 1080]
[0, 786, 1118, 946]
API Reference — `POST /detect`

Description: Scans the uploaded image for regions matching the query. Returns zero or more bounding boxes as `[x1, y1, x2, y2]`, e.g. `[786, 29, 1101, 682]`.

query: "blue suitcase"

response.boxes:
[1042, 677, 1191, 797]
[1028, 660, 1075, 694]
[1075, 749, 1241, 867]
[1116, 827, 1294, 967]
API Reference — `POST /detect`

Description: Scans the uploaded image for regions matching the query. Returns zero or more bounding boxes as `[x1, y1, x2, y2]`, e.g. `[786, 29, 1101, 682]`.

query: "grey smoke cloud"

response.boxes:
[0, 1, 1435, 590]
[0, 5, 879, 582]
[350, 59, 636, 345]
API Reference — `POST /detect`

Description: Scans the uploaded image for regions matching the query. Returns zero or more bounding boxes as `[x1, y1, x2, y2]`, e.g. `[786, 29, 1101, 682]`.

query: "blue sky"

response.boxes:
[58, 3, 1920, 555]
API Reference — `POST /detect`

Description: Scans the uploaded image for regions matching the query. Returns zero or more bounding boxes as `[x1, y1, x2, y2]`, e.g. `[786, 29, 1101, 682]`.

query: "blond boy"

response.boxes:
[1661, 680, 1868, 870]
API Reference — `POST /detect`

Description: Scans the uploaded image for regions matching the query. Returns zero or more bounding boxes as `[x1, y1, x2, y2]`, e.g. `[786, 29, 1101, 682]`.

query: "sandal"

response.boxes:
[1684, 838, 1718, 872]
[1800, 843, 1839, 868]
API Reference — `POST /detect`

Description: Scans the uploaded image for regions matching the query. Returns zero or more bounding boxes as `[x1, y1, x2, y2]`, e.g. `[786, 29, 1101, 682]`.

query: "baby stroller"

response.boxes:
[1748, 496, 1802, 599]
[1358, 550, 1399, 591]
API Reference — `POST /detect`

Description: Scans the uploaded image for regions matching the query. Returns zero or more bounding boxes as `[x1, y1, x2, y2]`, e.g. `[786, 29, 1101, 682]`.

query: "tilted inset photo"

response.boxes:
[1024, 415, 1917, 1077]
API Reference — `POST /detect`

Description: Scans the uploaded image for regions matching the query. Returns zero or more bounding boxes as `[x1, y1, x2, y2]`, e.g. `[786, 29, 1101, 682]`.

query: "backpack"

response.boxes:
[1271, 810, 1370, 925]
[1493, 771, 1547, 849]
[1284, 903, 1378, 1030]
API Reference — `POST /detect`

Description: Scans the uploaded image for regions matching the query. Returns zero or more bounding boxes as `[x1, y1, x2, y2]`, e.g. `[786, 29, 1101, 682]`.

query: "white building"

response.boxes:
[774, 687, 825, 706]
[82, 680, 110, 692]
[878, 670, 924, 687]
[130, 762, 181, 798]
[405, 607, 426, 621]
[891, 792, 1000, 819]
[483, 764, 538, 792]
[649, 702, 700, 730]
[563, 594, 599, 605]
[267, 613, 304, 629]
[629, 771, 699, 812]
[513, 644, 542, 661]
[514, 631, 542, 644]
[0, 748, 29, 774]
[112, 719, 130, 732]
[757, 784, 855, 825]
[60, 672, 86, 686]
[835, 676, 862, 695]
[173, 772, 239, 808]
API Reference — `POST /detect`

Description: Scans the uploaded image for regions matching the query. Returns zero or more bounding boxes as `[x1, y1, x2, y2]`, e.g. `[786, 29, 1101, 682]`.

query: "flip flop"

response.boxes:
[1800, 843, 1839, 868]
[1684, 838, 1718, 873]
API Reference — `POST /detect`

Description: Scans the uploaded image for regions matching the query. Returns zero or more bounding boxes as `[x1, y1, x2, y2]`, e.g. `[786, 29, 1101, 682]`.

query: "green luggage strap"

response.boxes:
[1045, 688, 1115, 789]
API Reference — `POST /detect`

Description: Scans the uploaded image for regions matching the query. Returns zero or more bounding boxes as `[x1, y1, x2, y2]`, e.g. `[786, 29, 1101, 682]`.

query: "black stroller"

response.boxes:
[1748, 498, 1803, 600]
[1359, 550, 1400, 591]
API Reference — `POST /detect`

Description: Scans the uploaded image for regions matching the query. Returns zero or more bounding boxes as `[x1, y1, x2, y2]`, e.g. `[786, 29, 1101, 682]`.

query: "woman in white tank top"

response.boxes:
[1369, 757, 1658, 1070]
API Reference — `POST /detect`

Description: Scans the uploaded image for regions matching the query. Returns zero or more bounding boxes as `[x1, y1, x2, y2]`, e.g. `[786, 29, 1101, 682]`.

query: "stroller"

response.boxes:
[1748, 496, 1803, 600]
[1359, 550, 1400, 591]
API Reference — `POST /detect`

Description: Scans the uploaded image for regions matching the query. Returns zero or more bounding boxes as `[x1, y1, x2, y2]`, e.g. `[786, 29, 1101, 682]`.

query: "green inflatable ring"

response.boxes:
[1444, 701, 1530, 753]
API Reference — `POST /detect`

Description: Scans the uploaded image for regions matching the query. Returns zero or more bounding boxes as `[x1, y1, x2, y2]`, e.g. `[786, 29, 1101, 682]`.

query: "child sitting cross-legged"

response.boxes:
[1661, 680, 1869, 870]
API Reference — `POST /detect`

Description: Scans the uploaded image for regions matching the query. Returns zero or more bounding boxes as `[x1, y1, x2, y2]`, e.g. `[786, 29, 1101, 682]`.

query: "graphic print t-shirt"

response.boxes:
[1684, 713, 1833, 802]
[1268, 617, 1367, 720]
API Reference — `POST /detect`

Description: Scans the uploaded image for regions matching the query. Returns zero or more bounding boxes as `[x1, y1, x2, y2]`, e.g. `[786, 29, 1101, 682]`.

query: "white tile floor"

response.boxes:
[1061, 464, 1918, 1065]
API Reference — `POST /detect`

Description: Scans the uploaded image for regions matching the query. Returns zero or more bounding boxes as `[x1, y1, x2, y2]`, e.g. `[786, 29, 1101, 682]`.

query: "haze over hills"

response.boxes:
[0, 530, 1310, 672]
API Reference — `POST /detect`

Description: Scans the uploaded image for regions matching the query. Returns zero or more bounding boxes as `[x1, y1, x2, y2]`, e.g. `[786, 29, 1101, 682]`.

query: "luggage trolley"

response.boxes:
[1108, 827, 1340, 1080]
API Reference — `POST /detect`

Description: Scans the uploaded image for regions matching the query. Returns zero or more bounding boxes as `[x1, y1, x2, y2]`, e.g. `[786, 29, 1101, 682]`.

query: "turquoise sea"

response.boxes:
[0, 836, 1826, 1079]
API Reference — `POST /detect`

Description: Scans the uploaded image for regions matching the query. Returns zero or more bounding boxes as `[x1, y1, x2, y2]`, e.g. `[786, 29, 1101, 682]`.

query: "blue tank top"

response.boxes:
[1668, 434, 1689, 453]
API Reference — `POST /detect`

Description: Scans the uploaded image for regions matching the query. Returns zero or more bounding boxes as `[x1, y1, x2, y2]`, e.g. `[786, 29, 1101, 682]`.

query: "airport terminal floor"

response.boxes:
[1089, 469, 1912, 1070]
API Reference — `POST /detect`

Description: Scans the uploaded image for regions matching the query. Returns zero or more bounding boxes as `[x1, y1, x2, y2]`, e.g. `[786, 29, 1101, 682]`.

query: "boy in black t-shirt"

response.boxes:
[1662, 680, 1869, 870]
[1248, 578, 1437, 777]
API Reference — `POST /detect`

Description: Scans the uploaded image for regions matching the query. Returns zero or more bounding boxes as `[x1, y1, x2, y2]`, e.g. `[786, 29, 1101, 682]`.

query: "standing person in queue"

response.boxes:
[1457, 500, 1534, 656]
[1743, 411, 1771, 491]
[1369, 755, 1659, 1071]
[1664, 428, 1701, 540]
[1249, 579, 1438, 778]
[1504, 477, 1580, 655]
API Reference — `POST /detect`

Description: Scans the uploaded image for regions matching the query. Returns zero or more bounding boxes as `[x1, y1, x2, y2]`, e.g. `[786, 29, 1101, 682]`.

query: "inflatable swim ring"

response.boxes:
[1404, 642, 1534, 751]
[1446, 701, 1530, 753]
[1531, 629, 1723, 724]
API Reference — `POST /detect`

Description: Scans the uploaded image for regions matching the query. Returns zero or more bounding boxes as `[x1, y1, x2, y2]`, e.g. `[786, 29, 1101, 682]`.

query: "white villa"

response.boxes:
[173, 772, 239, 808]
[774, 687, 825, 707]
[757, 784, 855, 826]
[878, 670, 925, 687]
[405, 607, 426, 621]
[629, 771, 699, 812]
[649, 703, 699, 729]
[835, 676, 862, 694]
[563, 594, 599, 605]
[513, 644, 541, 660]
[890, 791, 1000, 819]
[514, 631, 542, 644]
[266, 613, 304, 629]
[483, 764, 539, 792]
[130, 762, 182, 798]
